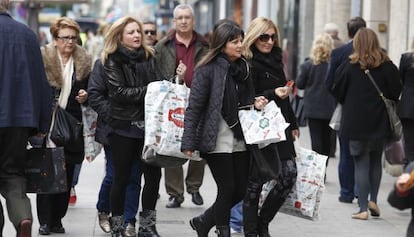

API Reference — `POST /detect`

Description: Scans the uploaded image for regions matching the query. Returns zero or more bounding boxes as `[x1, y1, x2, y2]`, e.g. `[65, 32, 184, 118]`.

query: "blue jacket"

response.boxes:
[325, 41, 353, 91]
[0, 12, 52, 133]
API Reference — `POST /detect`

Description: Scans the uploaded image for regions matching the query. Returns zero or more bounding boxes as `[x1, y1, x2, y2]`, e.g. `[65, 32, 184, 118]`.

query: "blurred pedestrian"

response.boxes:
[88, 58, 142, 236]
[388, 161, 414, 237]
[37, 16, 92, 235]
[398, 39, 414, 163]
[326, 16, 366, 204]
[324, 22, 344, 48]
[153, 3, 209, 209]
[183, 21, 268, 237]
[143, 20, 158, 46]
[242, 17, 298, 236]
[296, 33, 336, 159]
[331, 28, 402, 220]
[0, 0, 52, 236]
[101, 16, 155, 237]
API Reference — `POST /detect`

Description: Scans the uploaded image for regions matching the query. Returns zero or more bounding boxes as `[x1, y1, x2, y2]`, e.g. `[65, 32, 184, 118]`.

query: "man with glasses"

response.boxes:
[143, 21, 158, 46]
[0, 0, 52, 236]
[153, 3, 209, 209]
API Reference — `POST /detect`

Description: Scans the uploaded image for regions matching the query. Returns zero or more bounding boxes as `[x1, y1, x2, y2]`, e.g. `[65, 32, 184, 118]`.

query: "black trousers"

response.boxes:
[141, 163, 161, 210]
[0, 127, 32, 231]
[109, 133, 143, 217]
[402, 119, 414, 163]
[203, 151, 249, 226]
[243, 158, 297, 234]
[36, 162, 75, 227]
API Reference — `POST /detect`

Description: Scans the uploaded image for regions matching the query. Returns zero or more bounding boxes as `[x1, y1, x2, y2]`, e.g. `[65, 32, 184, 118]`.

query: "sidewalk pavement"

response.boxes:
[2, 127, 411, 237]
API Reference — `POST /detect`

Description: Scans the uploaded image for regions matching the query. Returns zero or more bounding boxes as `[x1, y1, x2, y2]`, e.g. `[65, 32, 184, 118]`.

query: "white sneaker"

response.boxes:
[125, 223, 136, 237]
[230, 227, 243, 235]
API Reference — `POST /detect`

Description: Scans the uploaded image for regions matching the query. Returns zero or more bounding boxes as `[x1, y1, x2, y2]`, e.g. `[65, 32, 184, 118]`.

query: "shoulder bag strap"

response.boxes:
[364, 69, 385, 99]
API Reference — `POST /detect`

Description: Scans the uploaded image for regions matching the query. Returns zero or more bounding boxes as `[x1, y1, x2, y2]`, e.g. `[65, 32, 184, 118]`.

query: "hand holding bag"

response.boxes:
[50, 105, 84, 153]
[238, 100, 290, 145]
[364, 69, 402, 143]
[81, 105, 102, 162]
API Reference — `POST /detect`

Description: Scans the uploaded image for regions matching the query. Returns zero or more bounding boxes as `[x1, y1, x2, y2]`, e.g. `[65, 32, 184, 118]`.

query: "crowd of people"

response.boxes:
[1, 0, 414, 236]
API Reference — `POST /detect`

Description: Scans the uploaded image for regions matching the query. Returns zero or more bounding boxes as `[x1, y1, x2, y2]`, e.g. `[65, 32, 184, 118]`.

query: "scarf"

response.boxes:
[57, 53, 74, 109]
[251, 46, 285, 86]
[220, 54, 250, 141]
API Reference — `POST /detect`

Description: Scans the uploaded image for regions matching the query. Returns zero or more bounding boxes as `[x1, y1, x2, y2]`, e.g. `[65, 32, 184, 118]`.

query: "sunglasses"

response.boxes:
[258, 33, 277, 42]
[144, 30, 156, 36]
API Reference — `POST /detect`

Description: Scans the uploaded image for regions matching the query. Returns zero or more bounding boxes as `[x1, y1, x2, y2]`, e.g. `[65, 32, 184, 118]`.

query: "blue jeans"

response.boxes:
[230, 201, 243, 232]
[96, 146, 141, 224]
[72, 163, 82, 187]
[338, 137, 356, 201]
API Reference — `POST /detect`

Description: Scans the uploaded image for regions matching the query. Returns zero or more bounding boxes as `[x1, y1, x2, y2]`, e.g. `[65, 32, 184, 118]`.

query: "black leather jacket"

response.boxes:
[104, 47, 155, 123]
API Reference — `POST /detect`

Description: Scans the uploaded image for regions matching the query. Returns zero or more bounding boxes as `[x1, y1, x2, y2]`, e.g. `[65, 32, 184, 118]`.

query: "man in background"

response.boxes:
[0, 0, 52, 236]
[143, 21, 158, 46]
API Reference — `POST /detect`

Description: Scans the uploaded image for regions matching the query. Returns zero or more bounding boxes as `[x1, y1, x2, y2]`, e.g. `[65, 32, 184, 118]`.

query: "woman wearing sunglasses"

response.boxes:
[242, 17, 298, 237]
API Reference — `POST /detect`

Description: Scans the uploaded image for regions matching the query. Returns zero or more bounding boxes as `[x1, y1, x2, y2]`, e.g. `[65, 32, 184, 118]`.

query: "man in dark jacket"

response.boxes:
[153, 3, 209, 208]
[326, 17, 366, 204]
[0, 0, 52, 236]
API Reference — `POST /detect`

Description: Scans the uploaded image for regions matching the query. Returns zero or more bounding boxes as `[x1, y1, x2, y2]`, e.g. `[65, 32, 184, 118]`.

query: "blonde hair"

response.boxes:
[0, 0, 9, 12]
[101, 16, 153, 64]
[310, 33, 333, 65]
[349, 28, 389, 69]
[243, 17, 281, 59]
[50, 17, 80, 39]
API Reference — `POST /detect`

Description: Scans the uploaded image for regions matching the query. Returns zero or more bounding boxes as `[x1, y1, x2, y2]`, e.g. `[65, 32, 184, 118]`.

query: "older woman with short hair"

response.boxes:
[37, 16, 92, 235]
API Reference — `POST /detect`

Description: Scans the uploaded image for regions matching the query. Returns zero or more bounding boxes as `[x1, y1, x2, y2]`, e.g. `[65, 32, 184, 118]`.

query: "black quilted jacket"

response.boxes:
[181, 56, 254, 153]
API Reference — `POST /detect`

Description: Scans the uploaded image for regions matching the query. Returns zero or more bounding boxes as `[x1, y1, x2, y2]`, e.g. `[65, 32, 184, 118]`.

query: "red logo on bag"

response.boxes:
[168, 108, 185, 128]
[294, 201, 301, 209]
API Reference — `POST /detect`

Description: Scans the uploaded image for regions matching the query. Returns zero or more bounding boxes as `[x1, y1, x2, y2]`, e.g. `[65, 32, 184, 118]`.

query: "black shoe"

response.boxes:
[50, 225, 65, 233]
[191, 192, 204, 205]
[39, 224, 50, 235]
[338, 196, 353, 203]
[166, 196, 182, 208]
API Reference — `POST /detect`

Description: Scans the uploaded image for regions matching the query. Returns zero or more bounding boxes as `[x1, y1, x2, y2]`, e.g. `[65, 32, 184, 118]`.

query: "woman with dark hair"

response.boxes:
[181, 22, 268, 237]
[332, 28, 402, 220]
[242, 16, 298, 237]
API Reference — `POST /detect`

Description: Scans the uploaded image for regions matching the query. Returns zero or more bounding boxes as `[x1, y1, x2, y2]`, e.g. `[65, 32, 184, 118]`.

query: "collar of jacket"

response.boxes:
[41, 43, 92, 88]
[160, 29, 209, 47]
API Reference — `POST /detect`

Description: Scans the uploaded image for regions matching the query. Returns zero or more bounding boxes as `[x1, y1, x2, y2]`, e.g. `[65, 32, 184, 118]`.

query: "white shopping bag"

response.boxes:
[81, 105, 102, 162]
[144, 80, 201, 166]
[238, 101, 289, 145]
[278, 143, 328, 221]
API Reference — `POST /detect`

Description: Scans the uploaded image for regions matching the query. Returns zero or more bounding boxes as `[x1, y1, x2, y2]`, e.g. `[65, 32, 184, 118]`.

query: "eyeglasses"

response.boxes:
[57, 35, 77, 42]
[258, 33, 277, 42]
[144, 30, 156, 36]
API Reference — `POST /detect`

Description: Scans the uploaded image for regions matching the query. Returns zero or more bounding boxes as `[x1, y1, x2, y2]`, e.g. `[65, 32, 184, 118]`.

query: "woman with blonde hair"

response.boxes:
[332, 28, 402, 220]
[242, 17, 298, 237]
[102, 16, 155, 237]
[37, 16, 92, 235]
[296, 33, 336, 158]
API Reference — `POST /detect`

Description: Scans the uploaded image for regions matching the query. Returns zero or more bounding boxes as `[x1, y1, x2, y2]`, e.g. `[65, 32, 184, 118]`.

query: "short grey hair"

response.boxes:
[173, 4, 194, 18]
[0, 0, 9, 12]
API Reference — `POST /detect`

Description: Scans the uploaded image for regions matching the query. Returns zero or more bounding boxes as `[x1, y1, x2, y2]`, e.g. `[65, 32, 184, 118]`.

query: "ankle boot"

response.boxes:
[110, 216, 125, 237]
[189, 207, 215, 237]
[258, 222, 270, 237]
[215, 225, 230, 237]
[138, 209, 161, 237]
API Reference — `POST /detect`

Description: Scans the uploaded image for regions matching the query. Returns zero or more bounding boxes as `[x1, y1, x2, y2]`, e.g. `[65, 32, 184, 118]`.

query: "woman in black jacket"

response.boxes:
[332, 28, 402, 220]
[398, 46, 414, 163]
[242, 17, 298, 237]
[182, 22, 267, 237]
[101, 16, 154, 237]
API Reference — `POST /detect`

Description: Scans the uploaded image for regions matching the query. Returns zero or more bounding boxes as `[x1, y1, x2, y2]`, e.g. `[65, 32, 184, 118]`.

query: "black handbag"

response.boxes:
[50, 106, 84, 153]
[249, 143, 282, 181]
[365, 69, 403, 143]
[25, 138, 67, 194]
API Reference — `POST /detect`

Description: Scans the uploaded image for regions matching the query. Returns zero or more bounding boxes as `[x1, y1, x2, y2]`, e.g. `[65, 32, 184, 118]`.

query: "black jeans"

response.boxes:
[203, 151, 249, 226]
[141, 163, 161, 210]
[109, 133, 143, 217]
[243, 158, 297, 234]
